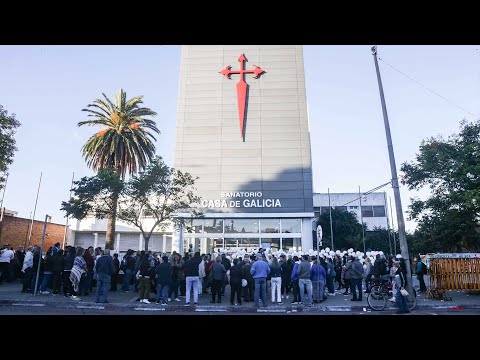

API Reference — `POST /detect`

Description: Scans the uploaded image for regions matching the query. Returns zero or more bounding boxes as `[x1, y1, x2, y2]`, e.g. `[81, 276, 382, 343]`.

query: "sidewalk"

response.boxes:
[1, 277, 479, 313]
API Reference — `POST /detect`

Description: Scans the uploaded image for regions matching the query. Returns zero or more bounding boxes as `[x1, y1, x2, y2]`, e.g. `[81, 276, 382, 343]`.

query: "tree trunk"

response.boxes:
[144, 235, 150, 252]
[105, 191, 119, 250]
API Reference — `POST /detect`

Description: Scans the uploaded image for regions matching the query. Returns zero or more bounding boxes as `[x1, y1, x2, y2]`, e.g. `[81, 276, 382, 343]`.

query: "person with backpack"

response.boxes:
[415, 255, 427, 292]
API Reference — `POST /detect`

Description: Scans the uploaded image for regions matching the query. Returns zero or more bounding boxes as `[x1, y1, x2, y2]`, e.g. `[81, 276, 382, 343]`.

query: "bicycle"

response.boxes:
[367, 279, 416, 311]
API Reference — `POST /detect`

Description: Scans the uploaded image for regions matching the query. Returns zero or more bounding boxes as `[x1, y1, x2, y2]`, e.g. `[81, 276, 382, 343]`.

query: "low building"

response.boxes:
[313, 192, 389, 230]
[0, 209, 67, 250]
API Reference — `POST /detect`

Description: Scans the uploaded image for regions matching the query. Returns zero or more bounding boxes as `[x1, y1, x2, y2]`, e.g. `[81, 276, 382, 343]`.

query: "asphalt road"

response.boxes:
[1, 305, 478, 315]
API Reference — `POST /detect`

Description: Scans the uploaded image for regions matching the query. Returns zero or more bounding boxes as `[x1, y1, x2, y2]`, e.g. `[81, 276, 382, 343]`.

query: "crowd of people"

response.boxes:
[0, 243, 427, 310]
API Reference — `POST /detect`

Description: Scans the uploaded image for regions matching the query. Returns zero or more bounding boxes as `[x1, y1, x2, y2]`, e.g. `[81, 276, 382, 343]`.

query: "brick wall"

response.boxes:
[0, 215, 67, 250]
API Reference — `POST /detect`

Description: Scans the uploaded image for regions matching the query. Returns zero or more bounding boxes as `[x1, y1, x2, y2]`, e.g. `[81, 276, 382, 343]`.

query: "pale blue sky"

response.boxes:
[0, 45, 478, 231]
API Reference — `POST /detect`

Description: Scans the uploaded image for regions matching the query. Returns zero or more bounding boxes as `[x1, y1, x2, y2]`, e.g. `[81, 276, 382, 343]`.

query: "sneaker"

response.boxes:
[168, 298, 172, 302]
[194, 302, 198, 306]
[309, 303, 314, 307]
[185, 302, 190, 306]
[156, 301, 160, 304]
[41, 291, 50, 295]
[162, 302, 168, 305]
[71, 296, 81, 301]
[174, 298, 181, 302]
[286, 295, 289, 299]
[388, 297, 396, 302]
[277, 302, 282, 305]
[142, 299, 151, 304]
[328, 293, 335, 296]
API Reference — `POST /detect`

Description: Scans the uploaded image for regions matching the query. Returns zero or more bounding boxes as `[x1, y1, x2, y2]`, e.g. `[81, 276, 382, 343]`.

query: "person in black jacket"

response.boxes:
[221, 253, 231, 296]
[30, 247, 44, 294]
[156, 256, 172, 305]
[242, 258, 254, 302]
[62, 246, 75, 296]
[138, 254, 153, 304]
[229, 258, 243, 305]
[280, 255, 292, 299]
[111, 253, 120, 291]
[52, 249, 64, 294]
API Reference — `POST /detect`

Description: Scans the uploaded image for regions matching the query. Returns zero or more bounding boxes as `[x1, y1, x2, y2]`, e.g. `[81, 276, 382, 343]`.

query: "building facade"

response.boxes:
[313, 192, 389, 230]
[175, 45, 314, 253]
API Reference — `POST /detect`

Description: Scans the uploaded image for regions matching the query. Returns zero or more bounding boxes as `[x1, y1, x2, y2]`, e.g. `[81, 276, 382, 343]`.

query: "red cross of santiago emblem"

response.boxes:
[219, 54, 265, 141]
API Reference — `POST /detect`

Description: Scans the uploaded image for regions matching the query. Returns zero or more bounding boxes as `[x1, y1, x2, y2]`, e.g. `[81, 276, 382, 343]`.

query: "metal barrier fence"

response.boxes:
[429, 254, 480, 291]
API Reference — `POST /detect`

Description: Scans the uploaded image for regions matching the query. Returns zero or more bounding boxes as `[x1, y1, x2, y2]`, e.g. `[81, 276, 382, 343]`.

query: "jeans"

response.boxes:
[230, 283, 242, 304]
[211, 279, 223, 302]
[22, 267, 33, 291]
[326, 276, 335, 294]
[40, 272, 53, 292]
[95, 273, 111, 303]
[156, 283, 169, 303]
[312, 279, 325, 302]
[292, 279, 300, 302]
[168, 279, 179, 299]
[254, 278, 267, 306]
[395, 288, 409, 313]
[31, 272, 43, 293]
[52, 271, 62, 294]
[350, 278, 362, 300]
[298, 278, 313, 305]
[271, 277, 282, 303]
[85, 271, 94, 292]
[418, 274, 426, 292]
[122, 269, 133, 292]
[281, 277, 291, 295]
[139, 277, 151, 300]
[185, 276, 199, 303]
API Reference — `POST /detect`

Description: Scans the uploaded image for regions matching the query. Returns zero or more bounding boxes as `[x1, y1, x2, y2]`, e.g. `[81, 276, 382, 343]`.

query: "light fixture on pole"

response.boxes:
[33, 214, 51, 297]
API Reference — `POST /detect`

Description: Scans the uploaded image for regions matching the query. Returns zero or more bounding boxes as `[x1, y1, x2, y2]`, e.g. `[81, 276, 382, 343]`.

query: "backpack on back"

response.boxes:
[421, 262, 428, 275]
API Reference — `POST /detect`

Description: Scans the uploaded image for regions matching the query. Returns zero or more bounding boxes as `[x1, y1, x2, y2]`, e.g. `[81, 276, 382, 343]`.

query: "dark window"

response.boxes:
[320, 207, 330, 215]
[361, 206, 374, 217]
[373, 206, 386, 217]
[335, 206, 347, 212]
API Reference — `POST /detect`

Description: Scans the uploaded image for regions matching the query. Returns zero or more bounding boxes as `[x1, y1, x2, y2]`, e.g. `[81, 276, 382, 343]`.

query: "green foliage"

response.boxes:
[60, 169, 123, 220]
[61, 157, 201, 251]
[316, 208, 366, 250]
[401, 119, 480, 252]
[0, 105, 21, 189]
[79, 89, 159, 178]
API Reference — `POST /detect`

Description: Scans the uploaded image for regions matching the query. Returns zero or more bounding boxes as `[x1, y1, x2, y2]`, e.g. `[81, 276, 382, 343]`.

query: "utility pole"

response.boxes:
[372, 46, 413, 297]
[384, 191, 393, 255]
[62, 172, 75, 249]
[328, 188, 334, 251]
[358, 186, 366, 253]
[33, 214, 51, 296]
[27, 172, 42, 248]
[389, 196, 397, 256]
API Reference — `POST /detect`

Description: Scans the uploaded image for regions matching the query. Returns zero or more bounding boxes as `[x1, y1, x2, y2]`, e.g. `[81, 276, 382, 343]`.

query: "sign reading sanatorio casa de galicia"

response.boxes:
[201, 192, 282, 208]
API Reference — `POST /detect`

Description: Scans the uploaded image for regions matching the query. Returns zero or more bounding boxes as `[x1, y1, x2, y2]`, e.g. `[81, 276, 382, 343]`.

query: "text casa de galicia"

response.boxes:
[201, 192, 281, 208]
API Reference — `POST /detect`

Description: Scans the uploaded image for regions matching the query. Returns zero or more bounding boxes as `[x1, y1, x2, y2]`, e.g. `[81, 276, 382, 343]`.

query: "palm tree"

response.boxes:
[78, 89, 159, 249]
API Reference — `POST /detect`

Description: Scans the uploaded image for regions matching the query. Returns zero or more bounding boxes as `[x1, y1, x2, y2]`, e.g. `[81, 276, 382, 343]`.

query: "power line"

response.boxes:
[340, 180, 392, 207]
[378, 57, 477, 118]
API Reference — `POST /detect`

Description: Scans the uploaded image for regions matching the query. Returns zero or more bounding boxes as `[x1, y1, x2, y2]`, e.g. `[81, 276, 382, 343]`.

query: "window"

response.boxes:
[361, 206, 374, 217]
[204, 219, 223, 233]
[281, 219, 301, 233]
[224, 219, 259, 233]
[240, 238, 260, 249]
[373, 206, 386, 217]
[314, 211, 320, 218]
[320, 207, 330, 215]
[261, 238, 280, 251]
[349, 206, 358, 210]
[282, 237, 302, 252]
[225, 239, 238, 248]
[335, 206, 347, 212]
[188, 219, 203, 233]
[260, 219, 280, 233]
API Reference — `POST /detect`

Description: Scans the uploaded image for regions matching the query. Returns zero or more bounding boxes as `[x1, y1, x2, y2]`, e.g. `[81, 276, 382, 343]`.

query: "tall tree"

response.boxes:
[61, 157, 201, 251]
[0, 105, 21, 190]
[316, 208, 366, 250]
[78, 89, 159, 249]
[401, 119, 480, 252]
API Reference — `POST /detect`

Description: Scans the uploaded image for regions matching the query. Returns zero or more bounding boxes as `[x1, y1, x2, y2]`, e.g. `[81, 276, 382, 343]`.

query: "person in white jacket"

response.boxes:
[21, 246, 34, 292]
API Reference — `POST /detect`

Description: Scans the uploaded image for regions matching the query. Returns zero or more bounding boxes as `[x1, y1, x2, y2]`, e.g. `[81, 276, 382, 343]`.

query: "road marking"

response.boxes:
[77, 305, 105, 310]
[12, 303, 45, 307]
[325, 306, 351, 312]
[257, 309, 286, 313]
[134, 307, 165, 311]
[195, 307, 227, 312]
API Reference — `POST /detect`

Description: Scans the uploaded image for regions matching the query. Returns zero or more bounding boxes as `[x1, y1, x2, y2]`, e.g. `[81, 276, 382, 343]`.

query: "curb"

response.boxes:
[1, 298, 479, 312]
